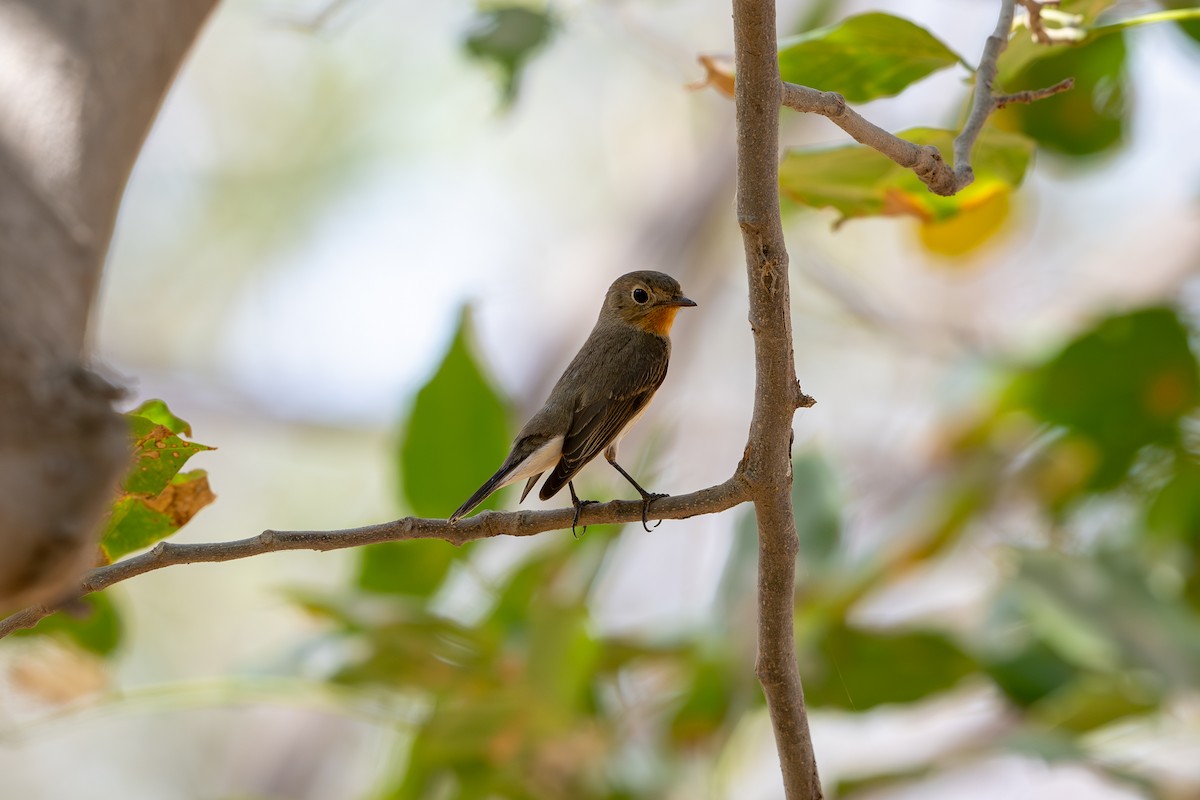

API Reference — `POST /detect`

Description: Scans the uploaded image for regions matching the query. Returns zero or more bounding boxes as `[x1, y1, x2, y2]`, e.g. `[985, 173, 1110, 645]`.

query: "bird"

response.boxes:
[449, 270, 696, 533]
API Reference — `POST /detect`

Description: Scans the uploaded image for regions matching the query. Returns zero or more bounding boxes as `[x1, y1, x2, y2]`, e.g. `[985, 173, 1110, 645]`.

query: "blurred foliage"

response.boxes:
[359, 307, 510, 595]
[1015, 307, 1199, 492]
[292, 298, 1200, 799]
[801, 623, 979, 710]
[298, 9, 1200, 783]
[10, 3, 1196, 799]
[777, 13, 963, 103]
[463, 3, 558, 105]
[769, 0, 1200, 254]
[1156, 2, 1200, 42]
[11, 593, 123, 657]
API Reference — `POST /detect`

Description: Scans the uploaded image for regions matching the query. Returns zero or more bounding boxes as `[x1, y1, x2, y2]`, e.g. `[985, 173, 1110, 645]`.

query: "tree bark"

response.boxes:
[0, 0, 219, 609]
[731, 0, 822, 797]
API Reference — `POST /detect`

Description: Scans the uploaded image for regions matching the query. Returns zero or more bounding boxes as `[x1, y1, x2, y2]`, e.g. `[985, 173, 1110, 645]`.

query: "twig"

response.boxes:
[951, 0, 1020, 189]
[0, 477, 750, 639]
[1018, 0, 1058, 44]
[732, 1, 822, 799]
[779, 0, 1072, 198]
[1016, 0, 1086, 44]
[993, 77, 1074, 108]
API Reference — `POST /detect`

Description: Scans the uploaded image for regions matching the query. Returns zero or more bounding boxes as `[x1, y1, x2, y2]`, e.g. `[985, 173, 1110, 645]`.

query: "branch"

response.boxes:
[780, 0, 1072, 197]
[951, 0, 1021, 186]
[0, 476, 751, 638]
[993, 77, 1074, 109]
[732, 0, 822, 798]
[780, 83, 958, 196]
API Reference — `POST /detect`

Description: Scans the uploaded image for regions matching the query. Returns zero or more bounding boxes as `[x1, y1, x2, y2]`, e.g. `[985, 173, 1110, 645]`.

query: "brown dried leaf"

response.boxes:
[688, 54, 736, 98]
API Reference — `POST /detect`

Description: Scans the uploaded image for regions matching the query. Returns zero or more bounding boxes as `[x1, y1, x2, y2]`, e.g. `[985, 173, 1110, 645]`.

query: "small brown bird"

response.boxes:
[450, 270, 696, 531]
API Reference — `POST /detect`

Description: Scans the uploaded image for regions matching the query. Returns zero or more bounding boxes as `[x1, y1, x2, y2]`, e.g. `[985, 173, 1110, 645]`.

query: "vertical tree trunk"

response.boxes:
[0, 0, 219, 608]
[731, 0, 823, 796]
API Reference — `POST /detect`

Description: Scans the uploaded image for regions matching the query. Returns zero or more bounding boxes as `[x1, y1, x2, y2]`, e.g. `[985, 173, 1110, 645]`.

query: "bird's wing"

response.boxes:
[538, 347, 668, 501]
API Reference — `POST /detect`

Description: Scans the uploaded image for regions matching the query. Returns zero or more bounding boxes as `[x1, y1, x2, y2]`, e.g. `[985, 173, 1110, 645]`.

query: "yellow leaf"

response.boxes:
[918, 183, 1011, 258]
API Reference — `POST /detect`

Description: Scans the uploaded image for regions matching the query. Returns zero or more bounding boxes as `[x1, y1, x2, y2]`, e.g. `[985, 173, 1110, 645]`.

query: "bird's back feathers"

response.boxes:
[538, 329, 668, 500]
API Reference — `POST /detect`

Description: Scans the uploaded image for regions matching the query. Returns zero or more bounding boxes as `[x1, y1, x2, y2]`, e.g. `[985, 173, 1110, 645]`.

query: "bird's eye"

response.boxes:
[632, 288, 649, 304]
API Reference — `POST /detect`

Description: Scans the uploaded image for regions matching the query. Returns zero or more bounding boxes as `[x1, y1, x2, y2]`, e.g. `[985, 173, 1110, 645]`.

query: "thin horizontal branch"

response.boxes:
[781, 82, 959, 196]
[0, 474, 751, 639]
[993, 77, 1074, 108]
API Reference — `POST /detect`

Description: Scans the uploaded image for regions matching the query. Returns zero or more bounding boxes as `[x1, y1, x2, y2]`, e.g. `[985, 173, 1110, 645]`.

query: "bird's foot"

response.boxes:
[568, 482, 598, 538]
[638, 492, 668, 532]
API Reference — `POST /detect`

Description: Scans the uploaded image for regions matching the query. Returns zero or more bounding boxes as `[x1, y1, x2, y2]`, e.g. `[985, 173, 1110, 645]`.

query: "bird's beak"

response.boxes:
[665, 295, 698, 308]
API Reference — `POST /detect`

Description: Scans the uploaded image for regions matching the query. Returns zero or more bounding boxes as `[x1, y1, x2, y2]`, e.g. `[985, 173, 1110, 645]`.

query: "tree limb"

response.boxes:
[0, 476, 752, 637]
[780, 82, 959, 196]
[732, 0, 822, 798]
[781, 0, 1071, 197]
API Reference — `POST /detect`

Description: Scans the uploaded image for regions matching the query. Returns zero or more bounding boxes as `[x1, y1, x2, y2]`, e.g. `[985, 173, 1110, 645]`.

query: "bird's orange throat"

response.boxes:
[642, 306, 680, 336]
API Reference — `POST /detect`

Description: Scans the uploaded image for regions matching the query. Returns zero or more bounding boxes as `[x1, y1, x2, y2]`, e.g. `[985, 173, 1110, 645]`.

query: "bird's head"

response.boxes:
[602, 271, 697, 336]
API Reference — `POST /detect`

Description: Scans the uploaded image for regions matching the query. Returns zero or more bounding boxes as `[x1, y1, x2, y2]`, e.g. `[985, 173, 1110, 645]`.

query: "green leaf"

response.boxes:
[526, 602, 600, 713]
[780, 126, 1034, 225]
[124, 415, 214, 497]
[128, 398, 192, 436]
[12, 593, 123, 656]
[101, 470, 214, 562]
[1030, 672, 1160, 733]
[1147, 456, 1200, 545]
[1020, 307, 1199, 490]
[778, 13, 962, 103]
[800, 623, 979, 710]
[100, 402, 216, 562]
[463, 4, 557, 104]
[996, 32, 1128, 158]
[668, 657, 736, 745]
[982, 637, 1079, 707]
[397, 306, 511, 520]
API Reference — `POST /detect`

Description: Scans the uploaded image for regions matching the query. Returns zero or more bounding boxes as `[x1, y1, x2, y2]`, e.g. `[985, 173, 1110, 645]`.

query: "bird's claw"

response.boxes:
[639, 492, 668, 532]
[570, 496, 598, 538]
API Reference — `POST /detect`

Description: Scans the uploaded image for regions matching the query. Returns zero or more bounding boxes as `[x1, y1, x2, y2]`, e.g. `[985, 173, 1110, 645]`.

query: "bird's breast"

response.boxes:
[641, 306, 680, 337]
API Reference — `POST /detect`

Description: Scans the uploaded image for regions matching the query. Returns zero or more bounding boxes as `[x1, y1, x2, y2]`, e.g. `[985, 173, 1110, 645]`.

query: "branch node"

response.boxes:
[260, 530, 277, 546]
[738, 215, 763, 237]
[151, 541, 169, 559]
[823, 91, 846, 117]
[795, 382, 817, 409]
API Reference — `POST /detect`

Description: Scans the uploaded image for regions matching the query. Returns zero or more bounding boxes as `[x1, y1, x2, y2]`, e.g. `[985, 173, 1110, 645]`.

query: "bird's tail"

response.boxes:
[449, 434, 561, 522]
[449, 465, 512, 522]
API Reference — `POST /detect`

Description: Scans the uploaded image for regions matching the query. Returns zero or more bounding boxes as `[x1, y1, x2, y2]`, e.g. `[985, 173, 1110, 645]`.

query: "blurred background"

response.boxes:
[2, 0, 1200, 797]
